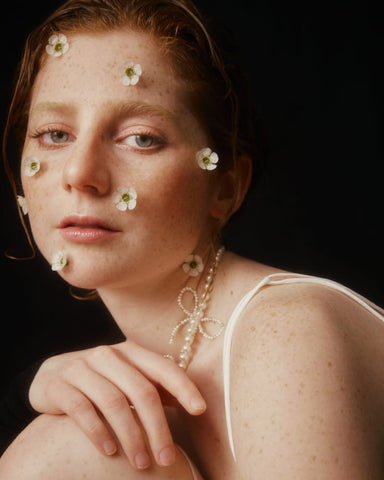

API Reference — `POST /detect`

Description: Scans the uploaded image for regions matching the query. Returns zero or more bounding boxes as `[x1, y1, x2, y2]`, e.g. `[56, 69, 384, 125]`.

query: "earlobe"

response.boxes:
[209, 154, 252, 221]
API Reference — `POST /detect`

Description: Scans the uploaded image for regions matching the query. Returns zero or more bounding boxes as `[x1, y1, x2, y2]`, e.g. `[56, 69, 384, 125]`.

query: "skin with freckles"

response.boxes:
[23, 30, 219, 294]
[2, 27, 384, 480]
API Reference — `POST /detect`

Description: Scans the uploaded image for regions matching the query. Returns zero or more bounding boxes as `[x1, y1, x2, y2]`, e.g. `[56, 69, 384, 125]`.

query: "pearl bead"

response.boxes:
[168, 247, 225, 370]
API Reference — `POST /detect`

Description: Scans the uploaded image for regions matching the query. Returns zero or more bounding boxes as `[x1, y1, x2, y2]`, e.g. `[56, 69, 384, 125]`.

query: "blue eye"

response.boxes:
[43, 130, 70, 144]
[123, 134, 157, 148]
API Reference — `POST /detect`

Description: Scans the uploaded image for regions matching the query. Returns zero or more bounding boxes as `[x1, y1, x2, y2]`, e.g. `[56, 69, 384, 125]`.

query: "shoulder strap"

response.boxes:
[222, 273, 384, 461]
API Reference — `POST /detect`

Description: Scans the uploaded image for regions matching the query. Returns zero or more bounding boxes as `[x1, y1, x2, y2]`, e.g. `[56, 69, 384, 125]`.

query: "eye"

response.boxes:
[43, 130, 71, 144]
[123, 134, 158, 149]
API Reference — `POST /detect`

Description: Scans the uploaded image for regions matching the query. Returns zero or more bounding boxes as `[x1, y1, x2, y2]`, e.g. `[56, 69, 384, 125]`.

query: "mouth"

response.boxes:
[58, 215, 121, 243]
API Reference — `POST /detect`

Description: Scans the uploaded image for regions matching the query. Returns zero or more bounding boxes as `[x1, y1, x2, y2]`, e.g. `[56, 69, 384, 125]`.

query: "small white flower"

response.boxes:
[45, 33, 69, 57]
[196, 147, 219, 171]
[113, 187, 137, 211]
[51, 251, 68, 271]
[120, 61, 142, 86]
[182, 254, 204, 277]
[23, 156, 40, 177]
[17, 195, 28, 215]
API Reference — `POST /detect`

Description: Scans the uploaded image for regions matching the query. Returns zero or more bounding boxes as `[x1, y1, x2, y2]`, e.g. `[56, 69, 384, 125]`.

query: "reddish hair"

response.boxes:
[3, 0, 267, 249]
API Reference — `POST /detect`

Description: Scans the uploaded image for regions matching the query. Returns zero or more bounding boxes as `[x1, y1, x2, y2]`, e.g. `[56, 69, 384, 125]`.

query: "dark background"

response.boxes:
[0, 1, 382, 395]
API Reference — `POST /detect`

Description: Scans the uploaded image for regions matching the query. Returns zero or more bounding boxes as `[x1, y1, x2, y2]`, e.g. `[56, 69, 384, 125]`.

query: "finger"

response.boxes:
[84, 347, 175, 467]
[118, 367, 176, 467]
[117, 341, 207, 414]
[47, 378, 118, 457]
[62, 361, 152, 470]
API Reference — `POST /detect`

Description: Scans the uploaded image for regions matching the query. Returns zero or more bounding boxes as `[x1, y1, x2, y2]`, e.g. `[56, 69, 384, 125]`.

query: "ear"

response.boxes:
[209, 154, 252, 220]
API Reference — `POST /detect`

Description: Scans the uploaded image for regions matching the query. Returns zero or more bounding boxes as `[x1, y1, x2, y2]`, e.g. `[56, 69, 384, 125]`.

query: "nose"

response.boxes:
[62, 135, 111, 196]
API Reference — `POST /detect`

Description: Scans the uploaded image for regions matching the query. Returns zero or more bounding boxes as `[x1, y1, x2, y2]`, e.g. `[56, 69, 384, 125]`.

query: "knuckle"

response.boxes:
[86, 418, 105, 437]
[91, 345, 113, 360]
[137, 384, 161, 406]
[103, 392, 127, 412]
[66, 395, 91, 418]
[64, 357, 88, 376]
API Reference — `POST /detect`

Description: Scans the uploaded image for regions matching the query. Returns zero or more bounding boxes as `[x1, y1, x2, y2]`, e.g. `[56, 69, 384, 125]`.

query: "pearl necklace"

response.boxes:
[167, 246, 225, 369]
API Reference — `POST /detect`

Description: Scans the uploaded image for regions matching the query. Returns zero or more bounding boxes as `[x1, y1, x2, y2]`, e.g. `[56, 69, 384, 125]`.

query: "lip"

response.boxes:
[58, 214, 121, 243]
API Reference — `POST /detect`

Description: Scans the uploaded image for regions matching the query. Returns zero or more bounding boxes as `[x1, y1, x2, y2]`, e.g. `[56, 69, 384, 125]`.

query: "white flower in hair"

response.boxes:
[17, 195, 28, 215]
[23, 156, 40, 177]
[46, 33, 69, 57]
[51, 251, 68, 271]
[120, 61, 142, 86]
[113, 187, 137, 211]
[182, 254, 204, 277]
[196, 147, 219, 171]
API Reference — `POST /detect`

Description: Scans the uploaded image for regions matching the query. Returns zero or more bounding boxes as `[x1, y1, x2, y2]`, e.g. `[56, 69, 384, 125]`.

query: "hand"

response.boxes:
[28, 340, 206, 470]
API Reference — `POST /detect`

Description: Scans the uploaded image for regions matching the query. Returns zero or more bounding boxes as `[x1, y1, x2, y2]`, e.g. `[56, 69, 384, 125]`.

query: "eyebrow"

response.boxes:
[30, 100, 178, 123]
[115, 100, 178, 123]
[30, 101, 76, 116]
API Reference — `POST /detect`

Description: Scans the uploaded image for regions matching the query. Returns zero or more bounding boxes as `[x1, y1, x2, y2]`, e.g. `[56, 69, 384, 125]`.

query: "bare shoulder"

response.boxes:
[229, 279, 384, 478]
[0, 414, 201, 480]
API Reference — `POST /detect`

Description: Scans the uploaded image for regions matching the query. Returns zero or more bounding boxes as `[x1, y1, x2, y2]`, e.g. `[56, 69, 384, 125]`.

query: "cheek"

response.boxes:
[21, 174, 56, 244]
[140, 167, 212, 229]
[132, 166, 216, 256]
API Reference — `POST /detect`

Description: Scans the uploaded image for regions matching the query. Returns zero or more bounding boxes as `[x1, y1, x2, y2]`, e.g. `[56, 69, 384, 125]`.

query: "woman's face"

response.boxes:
[22, 28, 221, 290]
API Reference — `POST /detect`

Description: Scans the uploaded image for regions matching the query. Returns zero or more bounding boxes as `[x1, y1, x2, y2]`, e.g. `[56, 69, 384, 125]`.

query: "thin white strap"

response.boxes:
[222, 273, 384, 461]
[177, 446, 200, 480]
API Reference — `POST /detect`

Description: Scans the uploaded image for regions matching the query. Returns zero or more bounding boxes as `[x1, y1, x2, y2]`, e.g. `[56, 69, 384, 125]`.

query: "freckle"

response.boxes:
[334, 457, 339, 465]
[230, 290, 234, 295]
[251, 326, 256, 332]
[311, 455, 317, 462]
[328, 361, 333, 367]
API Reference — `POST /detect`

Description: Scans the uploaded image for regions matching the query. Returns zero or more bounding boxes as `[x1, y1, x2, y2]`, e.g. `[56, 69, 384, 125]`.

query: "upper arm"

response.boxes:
[229, 284, 384, 479]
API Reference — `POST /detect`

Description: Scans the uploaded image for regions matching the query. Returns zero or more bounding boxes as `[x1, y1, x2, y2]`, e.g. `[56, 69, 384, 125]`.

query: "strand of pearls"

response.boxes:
[167, 246, 225, 369]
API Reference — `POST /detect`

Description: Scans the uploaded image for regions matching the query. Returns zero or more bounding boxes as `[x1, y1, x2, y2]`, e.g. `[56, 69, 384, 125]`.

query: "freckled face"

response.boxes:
[22, 29, 219, 290]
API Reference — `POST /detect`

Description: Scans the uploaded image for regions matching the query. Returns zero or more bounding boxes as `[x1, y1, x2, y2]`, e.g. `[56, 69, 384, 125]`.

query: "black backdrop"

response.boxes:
[0, 1, 383, 395]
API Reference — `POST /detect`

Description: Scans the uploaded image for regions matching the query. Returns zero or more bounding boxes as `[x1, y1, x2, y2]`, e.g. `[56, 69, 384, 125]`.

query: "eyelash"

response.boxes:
[29, 127, 165, 151]
[29, 127, 72, 148]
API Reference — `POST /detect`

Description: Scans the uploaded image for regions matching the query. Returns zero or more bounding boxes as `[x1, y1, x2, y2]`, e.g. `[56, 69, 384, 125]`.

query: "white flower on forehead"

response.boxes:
[182, 254, 204, 277]
[196, 147, 219, 171]
[120, 61, 142, 86]
[51, 251, 68, 271]
[17, 195, 28, 215]
[113, 187, 137, 211]
[23, 156, 40, 177]
[45, 33, 69, 57]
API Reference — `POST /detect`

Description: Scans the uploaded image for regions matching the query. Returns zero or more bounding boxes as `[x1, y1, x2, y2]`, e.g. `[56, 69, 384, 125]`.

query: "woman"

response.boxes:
[1, 0, 384, 478]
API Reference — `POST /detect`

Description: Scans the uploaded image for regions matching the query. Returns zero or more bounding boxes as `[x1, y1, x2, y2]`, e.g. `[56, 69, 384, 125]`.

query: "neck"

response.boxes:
[97, 267, 187, 354]
[96, 246, 225, 362]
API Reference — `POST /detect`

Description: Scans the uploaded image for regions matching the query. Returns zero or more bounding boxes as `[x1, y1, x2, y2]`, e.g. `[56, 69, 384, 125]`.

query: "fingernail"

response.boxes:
[191, 396, 206, 412]
[103, 439, 117, 455]
[159, 446, 175, 466]
[135, 451, 151, 469]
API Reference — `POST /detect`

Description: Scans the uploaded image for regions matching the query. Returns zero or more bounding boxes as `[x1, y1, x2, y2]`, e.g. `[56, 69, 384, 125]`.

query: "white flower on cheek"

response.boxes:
[17, 195, 28, 215]
[182, 254, 204, 277]
[23, 156, 40, 177]
[45, 33, 69, 57]
[196, 147, 219, 171]
[51, 251, 68, 271]
[113, 187, 137, 211]
[120, 61, 142, 86]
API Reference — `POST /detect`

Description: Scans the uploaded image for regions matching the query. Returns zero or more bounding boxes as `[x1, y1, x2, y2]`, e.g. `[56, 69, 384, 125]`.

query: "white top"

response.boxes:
[222, 273, 384, 461]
